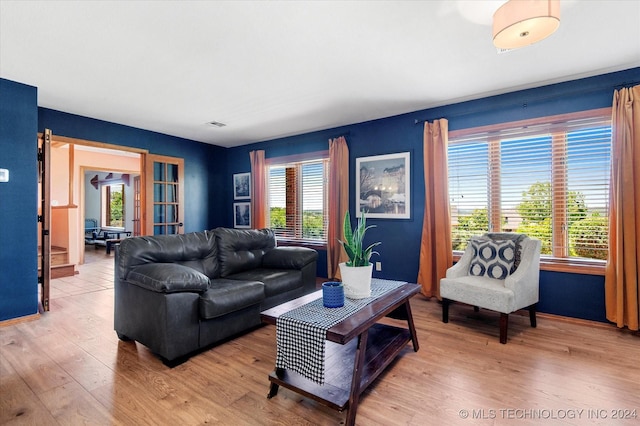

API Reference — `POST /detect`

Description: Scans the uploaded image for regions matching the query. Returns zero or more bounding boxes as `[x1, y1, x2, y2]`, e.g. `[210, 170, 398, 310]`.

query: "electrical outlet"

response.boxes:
[375, 261, 382, 271]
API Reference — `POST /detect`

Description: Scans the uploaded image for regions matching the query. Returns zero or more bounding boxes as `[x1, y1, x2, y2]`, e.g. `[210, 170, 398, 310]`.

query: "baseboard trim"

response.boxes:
[0, 312, 40, 327]
[536, 312, 612, 329]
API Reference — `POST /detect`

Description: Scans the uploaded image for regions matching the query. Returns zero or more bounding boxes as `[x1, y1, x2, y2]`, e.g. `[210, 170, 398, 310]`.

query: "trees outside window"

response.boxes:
[102, 183, 125, 228]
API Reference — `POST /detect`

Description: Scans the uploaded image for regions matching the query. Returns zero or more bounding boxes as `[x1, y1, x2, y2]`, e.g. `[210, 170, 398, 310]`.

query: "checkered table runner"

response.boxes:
[275, 278, 406, 385]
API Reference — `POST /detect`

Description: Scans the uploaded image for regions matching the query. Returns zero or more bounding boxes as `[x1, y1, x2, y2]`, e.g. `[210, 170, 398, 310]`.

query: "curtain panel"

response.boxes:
[327, 136, 349, 279]
[417, 119, 452, 298]
[250, 150, 268, 229]
[605, 85, 640, 331]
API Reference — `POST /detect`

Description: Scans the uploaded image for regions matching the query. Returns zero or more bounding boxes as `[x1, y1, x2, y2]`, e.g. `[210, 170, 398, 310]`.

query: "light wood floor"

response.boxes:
[2, 248, 639, 425]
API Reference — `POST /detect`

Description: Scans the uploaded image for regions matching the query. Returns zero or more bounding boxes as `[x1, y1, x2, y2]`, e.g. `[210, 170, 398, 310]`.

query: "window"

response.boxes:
[448, 109, 611, 268]
[268, 156, 329, 244]
[101, 183, 125, 228]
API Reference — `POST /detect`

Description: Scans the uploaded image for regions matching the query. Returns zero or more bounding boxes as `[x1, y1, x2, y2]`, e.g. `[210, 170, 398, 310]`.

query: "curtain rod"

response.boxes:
[328, 130, 350, 140]
[414, 80, 640, 125]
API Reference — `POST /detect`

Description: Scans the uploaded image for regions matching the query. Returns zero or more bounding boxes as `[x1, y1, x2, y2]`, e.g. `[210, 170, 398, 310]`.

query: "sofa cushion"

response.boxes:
[215, 228, 276, 277]
[262, 247, 318, 269]
[468, 237, 515, 280]
[440, 275, 515, 314]
[227, 268, 302, 297]
[127, 263, 210, 293]
[117, 231, 219, 280]
[199, 279, 265, 320]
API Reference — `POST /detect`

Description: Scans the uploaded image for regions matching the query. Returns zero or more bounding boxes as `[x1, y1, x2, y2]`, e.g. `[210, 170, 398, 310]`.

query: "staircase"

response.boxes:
[38, 246, 76, 279]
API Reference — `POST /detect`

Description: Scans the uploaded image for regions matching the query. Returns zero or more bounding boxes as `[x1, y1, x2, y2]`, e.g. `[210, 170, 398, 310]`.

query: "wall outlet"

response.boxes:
[0, 168, 8, 183]
[375, 261, 382, 271]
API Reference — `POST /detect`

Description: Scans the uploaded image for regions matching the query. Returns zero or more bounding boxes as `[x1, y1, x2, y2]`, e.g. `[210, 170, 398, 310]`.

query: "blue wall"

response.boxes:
[225, 67, 640, 323]
[0, 79, 39, 321]
[0, 86, 228, 321]
[2, 68, 637, 322]
[38, 108, 227, 232]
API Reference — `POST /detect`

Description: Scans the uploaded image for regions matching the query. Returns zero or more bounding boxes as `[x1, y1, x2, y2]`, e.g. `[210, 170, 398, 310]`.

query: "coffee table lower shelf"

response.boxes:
[267, 323, 411, 411]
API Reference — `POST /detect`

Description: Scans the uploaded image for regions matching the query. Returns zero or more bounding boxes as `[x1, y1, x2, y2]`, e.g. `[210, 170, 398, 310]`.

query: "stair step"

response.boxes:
[39, 246, 69, 266]
[38, 263, 77, 279]
[51, 252, 68, 266]
[51, 264, 76, 279]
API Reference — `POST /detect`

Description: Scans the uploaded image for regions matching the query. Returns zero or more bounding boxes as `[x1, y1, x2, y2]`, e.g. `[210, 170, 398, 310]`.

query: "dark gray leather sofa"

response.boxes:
[114, 227, 318, 365]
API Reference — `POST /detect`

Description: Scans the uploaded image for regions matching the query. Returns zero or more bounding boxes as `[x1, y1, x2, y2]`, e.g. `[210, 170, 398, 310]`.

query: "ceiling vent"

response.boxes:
[207, 121, 227, 128]
[496, 47, 515, 54]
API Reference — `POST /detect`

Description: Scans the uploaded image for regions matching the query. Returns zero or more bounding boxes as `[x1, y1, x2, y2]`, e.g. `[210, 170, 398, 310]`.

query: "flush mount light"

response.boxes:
[493, 0, 560, 50]
[207, 121, 227, 128]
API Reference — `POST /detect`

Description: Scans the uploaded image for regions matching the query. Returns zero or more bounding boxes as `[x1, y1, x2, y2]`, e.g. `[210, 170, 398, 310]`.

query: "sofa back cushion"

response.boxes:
[117, 231, 219, 280]
[215, 227, 275, 277]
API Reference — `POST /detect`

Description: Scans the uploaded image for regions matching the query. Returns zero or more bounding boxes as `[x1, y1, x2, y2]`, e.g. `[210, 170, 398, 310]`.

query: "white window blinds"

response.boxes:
[448, 112, 611, 261]
[268, 158, 328, 242]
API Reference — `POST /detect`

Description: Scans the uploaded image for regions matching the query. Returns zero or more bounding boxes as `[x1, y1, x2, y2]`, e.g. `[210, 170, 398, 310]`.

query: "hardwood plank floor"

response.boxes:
[2, 248, 639, 425]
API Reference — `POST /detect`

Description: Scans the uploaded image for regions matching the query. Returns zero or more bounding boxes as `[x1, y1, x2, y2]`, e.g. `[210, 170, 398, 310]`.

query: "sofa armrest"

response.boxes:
[126, 263, 210, 294]
[262, 247, 318, 270]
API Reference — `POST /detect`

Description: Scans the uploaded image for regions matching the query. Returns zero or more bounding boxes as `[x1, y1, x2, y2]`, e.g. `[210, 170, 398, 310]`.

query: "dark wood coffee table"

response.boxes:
[261, 282, 420, 426]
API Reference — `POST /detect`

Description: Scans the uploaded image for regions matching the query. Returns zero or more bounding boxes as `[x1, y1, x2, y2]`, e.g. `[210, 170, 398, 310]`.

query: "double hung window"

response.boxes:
[268, 155, 329, 244]
[448, 109, 611, 270]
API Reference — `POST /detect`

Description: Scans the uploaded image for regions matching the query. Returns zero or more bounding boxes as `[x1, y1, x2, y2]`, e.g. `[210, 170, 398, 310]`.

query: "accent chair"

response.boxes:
[440, 233, 541, 344]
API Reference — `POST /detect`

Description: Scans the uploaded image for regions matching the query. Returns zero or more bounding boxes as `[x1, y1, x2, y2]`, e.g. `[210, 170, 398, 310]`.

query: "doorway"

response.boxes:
[48, 137, 144, 267]
[81, 168, 140, 263]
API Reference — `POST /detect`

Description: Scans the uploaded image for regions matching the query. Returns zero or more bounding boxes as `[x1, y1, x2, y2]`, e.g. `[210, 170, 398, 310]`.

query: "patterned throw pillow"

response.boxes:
[486, 232, 526, 272]
[468, 237, 516, 280]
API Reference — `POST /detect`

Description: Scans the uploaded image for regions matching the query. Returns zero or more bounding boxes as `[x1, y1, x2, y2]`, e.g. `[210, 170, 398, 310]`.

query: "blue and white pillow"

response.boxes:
[468, 237, 516, 280]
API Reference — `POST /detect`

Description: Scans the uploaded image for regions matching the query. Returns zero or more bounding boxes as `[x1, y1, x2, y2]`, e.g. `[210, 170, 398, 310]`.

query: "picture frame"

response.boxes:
[233, 172, 251, 200]
[233, 202, 251, 228]
[356, 152, 410, 219]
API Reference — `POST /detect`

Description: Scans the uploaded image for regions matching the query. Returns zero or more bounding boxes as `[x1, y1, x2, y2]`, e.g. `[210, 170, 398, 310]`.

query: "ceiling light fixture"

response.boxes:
[493, 0, 560, 50]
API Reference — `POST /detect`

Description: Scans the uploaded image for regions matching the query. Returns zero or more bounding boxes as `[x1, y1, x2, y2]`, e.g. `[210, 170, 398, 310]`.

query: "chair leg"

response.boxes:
[442, 298, 450, 323]
[499, 313, 509, 344]
[529, 304, 537, 328]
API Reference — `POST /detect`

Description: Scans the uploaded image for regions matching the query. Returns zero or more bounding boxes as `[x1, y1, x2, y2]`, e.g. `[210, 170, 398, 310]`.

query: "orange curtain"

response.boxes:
[327, 136, 349, 279]
[250, 150, 268, 229]
[605, 85, 640, 330]
[417, 119, 452, 298]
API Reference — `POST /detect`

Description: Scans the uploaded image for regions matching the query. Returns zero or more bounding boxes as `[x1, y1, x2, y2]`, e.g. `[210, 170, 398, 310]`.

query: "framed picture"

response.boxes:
[356, 152, 410, 219]
[233, 172, 251, 200]
[234, 202, 251, 228]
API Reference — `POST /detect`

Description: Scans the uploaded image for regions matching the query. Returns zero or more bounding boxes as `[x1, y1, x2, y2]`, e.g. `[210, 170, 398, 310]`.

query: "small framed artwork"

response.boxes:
[234, 202, 251, 228]
[356, 151, 410, 219]
[233, 172, 251, 200]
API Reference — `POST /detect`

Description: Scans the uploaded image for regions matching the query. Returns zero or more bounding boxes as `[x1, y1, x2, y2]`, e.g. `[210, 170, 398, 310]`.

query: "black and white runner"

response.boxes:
[275, 278, 406, 385]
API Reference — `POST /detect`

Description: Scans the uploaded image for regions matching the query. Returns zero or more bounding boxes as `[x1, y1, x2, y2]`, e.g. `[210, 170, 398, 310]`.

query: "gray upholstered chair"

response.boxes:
[440, 233, 541, 344]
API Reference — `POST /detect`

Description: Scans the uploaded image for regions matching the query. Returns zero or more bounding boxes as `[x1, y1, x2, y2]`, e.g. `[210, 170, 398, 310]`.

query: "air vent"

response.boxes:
[207, 121, 227, 128]
[496, 47, 515, 54]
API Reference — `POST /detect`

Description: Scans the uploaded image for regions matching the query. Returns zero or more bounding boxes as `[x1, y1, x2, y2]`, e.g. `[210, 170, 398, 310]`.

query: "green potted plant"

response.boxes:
[338, 210, 381, 299]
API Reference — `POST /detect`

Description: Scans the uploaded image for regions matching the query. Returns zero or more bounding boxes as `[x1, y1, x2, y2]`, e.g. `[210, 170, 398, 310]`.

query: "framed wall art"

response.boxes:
[233, 202, 251, 228]
[233, 172, 251, 200]
[356, 152, 410, 219]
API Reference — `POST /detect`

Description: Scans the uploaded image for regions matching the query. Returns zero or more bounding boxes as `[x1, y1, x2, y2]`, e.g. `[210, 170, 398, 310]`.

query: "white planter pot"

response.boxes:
[339, 262, 373, 299]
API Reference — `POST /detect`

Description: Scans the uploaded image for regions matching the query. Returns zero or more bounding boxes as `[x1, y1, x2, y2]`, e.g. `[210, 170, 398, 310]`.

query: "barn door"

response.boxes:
[38, 129, 52, 311]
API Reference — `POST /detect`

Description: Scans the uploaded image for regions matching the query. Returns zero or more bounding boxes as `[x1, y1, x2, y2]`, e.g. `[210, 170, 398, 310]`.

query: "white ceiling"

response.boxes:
[1, 1, 639, 148]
